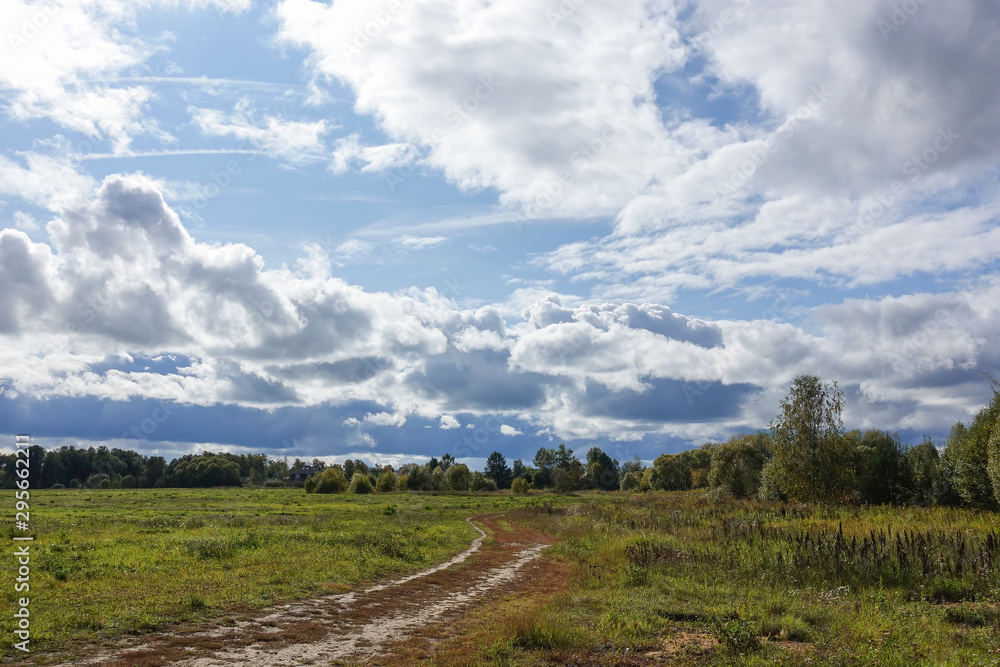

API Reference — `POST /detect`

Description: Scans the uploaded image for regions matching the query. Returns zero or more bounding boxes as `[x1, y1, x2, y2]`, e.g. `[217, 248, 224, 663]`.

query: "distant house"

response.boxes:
[290, 466, 320, 481]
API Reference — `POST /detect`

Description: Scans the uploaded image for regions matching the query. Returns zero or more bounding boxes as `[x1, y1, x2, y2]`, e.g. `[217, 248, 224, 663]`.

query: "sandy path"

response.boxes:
[74, 514, 552, 667]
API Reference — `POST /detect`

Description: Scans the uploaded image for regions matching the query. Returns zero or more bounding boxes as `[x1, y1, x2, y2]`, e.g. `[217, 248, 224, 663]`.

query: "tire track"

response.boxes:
[73, 515, 551, 667]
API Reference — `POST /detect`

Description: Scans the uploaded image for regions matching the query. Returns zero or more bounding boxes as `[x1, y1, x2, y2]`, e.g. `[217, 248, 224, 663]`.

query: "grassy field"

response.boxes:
[0, 487, 555, 661]
[445, 493, 1000, 666]
[5, 488, 1000, 665]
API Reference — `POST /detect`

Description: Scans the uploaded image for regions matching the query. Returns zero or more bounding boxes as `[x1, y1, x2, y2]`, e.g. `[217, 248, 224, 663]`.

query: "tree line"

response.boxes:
[650, 374, 1000, 508]
[4, 373, 998, 506]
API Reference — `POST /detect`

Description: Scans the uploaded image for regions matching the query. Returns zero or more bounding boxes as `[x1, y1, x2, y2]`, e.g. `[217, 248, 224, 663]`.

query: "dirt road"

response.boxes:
[78, 514, 555, 666]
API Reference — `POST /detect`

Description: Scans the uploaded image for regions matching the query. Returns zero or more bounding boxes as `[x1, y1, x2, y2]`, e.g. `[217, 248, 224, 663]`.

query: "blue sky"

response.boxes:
[1, 0, 998, 467]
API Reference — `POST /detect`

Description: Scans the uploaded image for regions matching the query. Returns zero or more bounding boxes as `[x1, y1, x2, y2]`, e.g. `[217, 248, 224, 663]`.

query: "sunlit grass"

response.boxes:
[0, 487, 557, 658]
[459, 492, 1000, 665]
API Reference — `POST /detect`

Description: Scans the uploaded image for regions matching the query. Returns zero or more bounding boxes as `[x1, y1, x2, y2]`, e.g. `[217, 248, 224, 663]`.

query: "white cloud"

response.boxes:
[363, 411, 407, 427]
[276, 0, 695, 218]
[439, 414, 460, 429]
[499, 424, 523, 436]
[0, 1, 252, 155]
[0, 153, 97, 210]
[329, 133, 419, 174]
[277, 0, 1000, 301]
[332, 238, 374, 264]
[12, 211, 39, 232]
[394, 236, 447, 252]
[190, 102, 330, 164]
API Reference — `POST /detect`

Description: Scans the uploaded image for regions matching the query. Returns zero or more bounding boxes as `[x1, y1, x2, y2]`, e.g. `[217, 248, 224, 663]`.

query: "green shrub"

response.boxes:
[313, 467, 348, 494]
[349, 472, 374, 494]
[50, 483, 66, 489]
[444, 464, 471, 491]
[119, 475, 137, 489]
[511, 477, 530, 495]
[708, 432, 770, 498]
[376, 469, 398, 493]
[86, 473, 109, 489]
[620, 471, 641, 491]
[99, 479, 111, 489]
[711, 615, 761, 654]
[470, 471, 498, 492]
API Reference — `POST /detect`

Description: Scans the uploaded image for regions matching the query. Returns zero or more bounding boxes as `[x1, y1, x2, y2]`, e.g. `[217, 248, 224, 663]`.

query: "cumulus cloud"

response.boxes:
[1, 169, 978, 444]
[276, 0, 695, 218]
[276, 0, 1000, 301]
[2, 1, 999, 453]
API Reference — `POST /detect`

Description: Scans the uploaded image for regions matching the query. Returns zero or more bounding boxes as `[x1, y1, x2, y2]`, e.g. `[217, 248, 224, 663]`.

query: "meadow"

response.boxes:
[4, 488, 1000, 665]
[0, 487, 553, 662]
[446, 493, 1000, 666]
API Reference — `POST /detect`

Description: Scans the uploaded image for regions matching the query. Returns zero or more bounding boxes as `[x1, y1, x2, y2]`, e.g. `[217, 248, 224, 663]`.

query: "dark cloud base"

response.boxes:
[0, 394, 711, 465]
[583, 378, 761, 422]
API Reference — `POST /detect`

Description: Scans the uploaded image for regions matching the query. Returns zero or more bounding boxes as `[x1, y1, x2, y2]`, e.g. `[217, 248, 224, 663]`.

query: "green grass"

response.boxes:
[463, 492, 1000, 666]
[0, 487, 558, 660]
[8, 488, 1000, 665]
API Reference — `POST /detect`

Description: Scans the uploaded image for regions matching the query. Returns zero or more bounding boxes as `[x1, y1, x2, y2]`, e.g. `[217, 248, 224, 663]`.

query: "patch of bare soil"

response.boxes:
[63, 514, 554, 667]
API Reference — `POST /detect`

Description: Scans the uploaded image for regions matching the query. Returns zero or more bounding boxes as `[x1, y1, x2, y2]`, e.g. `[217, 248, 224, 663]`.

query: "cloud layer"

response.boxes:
[0, 0, 998, 458]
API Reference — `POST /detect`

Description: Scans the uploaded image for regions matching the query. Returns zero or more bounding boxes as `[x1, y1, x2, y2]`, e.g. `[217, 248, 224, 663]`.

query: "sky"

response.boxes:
[0, 0, 998, 468]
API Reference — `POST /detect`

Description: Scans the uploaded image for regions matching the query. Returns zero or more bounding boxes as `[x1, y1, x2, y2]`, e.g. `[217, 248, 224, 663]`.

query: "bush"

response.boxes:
[851, 430, 911, 505]
[68, 478, 81, 489]
[99, 479, 111, 489]
[312, 467, 348, 494]
[375, 469, 398, 493]
[708, 432, 770, 498]
[406, 466, 433, 491]
[620, 470, 641, 491]
[444, 464, 471, 491]
[906, 438, 940, 505]
[711, 615, 762, 654]
[120, 475, 138, 489]
[349, 472, 374, 494]
[304, 477, 317, 493]
[470, 471, 498, 492]
[86, 473, 109, 489]
[511, 477, 530, 495]
[171, 453, 242, 488]
[50, 483, 66, 489]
